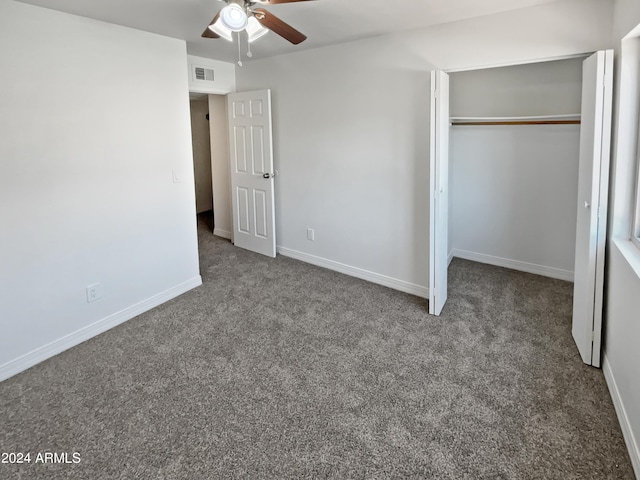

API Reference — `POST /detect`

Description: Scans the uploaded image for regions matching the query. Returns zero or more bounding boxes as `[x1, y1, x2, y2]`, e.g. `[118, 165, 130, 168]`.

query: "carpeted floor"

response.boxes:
[0, 212, 634, 479]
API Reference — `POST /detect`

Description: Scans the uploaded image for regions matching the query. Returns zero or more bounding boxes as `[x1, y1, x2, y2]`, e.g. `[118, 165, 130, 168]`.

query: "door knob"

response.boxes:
[263, 172, 276, 179]
[585, 201, 591, 209]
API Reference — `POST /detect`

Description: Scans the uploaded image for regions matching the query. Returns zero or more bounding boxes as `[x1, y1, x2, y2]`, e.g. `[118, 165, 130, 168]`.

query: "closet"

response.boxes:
[429, 52, 614, 368]
[449, 58, 583, 282]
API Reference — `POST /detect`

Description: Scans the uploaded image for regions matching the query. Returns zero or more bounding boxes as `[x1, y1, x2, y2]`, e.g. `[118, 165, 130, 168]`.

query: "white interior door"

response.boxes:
[572, 50, 613, 367]
[227, 89, 276, 258]
[429, 70, 450, 316]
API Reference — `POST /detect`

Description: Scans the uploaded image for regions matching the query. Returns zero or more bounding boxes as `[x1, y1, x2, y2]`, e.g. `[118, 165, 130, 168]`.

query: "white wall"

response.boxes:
[237, 38, 434, 296]
[382, 0, 612, 72]
[188, 54, 236, 95]
[604, 245, 640, 476]
[190, 99, 213, 213]
[613, 0, 640, 41]
[449, 59, 583, 280]
[603, 0, 640, 474]
[450, 126, 580, 279]
[449, 58, 584, 118]
[208, 94, 233, 239]
[235, 0, 611, 296]
[0, 1, 201, 380]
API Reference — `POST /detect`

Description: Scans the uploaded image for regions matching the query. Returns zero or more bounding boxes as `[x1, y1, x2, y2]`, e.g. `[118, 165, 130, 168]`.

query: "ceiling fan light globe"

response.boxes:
[246, 16, 269, 43]
[220, 4, 248, 32]
[209, 22, 233, 41]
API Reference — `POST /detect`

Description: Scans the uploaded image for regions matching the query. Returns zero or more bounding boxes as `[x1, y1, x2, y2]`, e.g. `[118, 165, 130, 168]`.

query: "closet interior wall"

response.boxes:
[448, 58, 584, 281]
[189, 97, 213, 215]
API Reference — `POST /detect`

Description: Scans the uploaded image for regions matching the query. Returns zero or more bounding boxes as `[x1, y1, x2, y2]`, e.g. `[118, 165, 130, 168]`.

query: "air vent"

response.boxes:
[194, 66, 215, 82]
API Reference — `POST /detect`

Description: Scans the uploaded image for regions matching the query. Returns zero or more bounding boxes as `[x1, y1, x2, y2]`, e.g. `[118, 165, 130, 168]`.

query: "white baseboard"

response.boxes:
[451, 249, 574, 282]
[448, 250, 454, 267]
[277, 246, 428, 298]
[603, 354, 640, 478]
[213, 228, 232, 240]
[0, 276, 202, 383]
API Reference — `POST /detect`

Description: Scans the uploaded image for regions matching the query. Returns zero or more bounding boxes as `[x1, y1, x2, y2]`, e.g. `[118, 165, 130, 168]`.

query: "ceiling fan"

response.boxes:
[202, 0, 315, 46]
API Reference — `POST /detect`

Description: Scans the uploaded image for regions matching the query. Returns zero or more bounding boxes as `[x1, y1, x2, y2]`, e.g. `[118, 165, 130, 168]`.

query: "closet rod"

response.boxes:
[449, 114, 581, 126]
[451, 120, 581, 126]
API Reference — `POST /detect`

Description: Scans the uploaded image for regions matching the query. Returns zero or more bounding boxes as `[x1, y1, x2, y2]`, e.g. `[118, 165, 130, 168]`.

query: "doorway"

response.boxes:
[188, 93, 232, 240]
[448, 57, 584, 282]
[189, 93, 214, 232]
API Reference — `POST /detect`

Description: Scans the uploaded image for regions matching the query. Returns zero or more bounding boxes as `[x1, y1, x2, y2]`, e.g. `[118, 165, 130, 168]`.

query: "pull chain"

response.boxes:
[237, 31, 243, 67]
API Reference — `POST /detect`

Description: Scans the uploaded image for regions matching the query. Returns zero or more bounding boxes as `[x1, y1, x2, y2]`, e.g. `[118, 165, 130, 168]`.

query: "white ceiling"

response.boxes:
[16, 0, 564, 63]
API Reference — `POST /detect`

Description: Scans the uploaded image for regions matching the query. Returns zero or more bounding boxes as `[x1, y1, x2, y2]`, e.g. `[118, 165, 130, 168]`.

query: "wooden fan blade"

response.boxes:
[254, 8, 307, 44]
[255, 0, 315, 4]
[201, 12, 220, 38]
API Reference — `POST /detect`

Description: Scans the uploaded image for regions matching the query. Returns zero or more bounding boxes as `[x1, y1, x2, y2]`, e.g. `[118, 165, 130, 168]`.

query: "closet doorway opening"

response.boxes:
[430, 52, 613, 368]
[189, 93, 214, 232]
[448, 57, 584, 282]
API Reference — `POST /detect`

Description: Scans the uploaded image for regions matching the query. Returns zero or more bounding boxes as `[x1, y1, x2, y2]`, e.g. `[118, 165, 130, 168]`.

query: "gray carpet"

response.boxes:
[0, 212, 634, 479]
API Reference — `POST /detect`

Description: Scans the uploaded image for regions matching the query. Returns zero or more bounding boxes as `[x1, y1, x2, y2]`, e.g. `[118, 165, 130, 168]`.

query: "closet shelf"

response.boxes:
[450, 114, 581, 126]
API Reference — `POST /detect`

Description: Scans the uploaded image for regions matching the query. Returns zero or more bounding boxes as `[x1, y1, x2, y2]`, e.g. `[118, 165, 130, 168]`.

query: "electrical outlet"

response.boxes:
[307, 228, 315, 241]
[86, 283, 101, 303]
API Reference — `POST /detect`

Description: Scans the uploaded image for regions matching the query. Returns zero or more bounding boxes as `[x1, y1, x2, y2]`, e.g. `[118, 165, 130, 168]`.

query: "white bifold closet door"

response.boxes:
[429, 70, 450, 316]
[572, 50, 614, 368]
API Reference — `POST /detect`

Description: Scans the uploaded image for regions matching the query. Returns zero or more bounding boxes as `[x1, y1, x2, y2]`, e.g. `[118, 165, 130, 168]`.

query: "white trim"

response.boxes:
[614, 238, 640, 280]
[0, 276, 202, 382]
[448, 249, 454, 266]
[444, 53, 591, 73]
[451, 249, 574, 282]
[603, 354, 640, 478]
[277, 246, 429, 299]
[213, 228, 232, 240]
[634, 119, 640, 247]
[190, 87, 234, 95]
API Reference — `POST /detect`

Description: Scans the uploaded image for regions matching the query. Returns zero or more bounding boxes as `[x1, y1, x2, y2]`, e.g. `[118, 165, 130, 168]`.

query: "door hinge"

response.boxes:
[591, 331, 595, 341]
